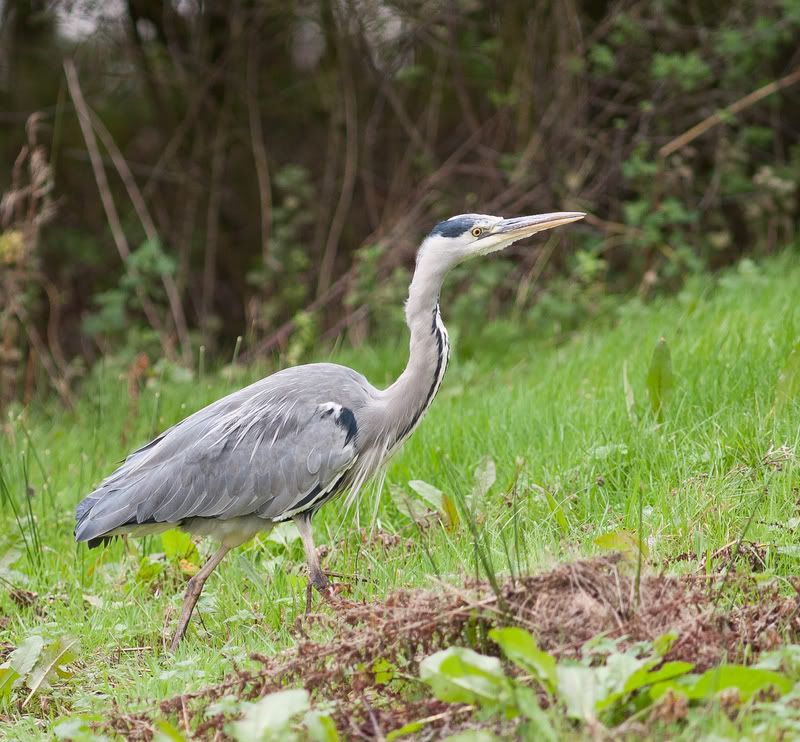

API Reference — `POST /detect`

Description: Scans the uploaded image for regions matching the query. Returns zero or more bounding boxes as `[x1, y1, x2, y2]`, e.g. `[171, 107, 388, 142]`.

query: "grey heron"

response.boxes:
[75, 210, 584, 650]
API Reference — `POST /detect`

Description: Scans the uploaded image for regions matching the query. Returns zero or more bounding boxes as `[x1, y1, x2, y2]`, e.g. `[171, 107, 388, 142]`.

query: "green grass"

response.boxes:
[1, 250, 799, 739]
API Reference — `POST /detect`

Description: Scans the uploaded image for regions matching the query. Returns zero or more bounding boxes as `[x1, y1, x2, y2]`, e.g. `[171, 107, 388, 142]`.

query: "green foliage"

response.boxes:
[651, 52, 712, 92]
[246, 165, 317, 333]
[52, 715, 106, 741]
[285, 311, 318, 367]
[345, 243, 410, 338]
[82, 238, 177, 350]
[588, 44, 616, 74]
[421, 628, 795, 732]
[1, 634, 78, 707]
[488, 627, 557, 690]
[594, 529, 648, 560]
[420, 647, 511, 707]
[161, 530, 197, 562]
[222, 688, 339, 742]
[229, 688, 309, 740]
[390, 459, 499, 531]
[650, 664, 792, 702]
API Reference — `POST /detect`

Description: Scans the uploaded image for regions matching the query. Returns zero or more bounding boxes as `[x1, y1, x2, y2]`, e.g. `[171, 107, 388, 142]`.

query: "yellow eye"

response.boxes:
[471, 227, 483, 237]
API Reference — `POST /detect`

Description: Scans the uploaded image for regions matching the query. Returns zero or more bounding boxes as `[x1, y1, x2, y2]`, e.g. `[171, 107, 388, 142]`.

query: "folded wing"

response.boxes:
[75, 364, 368, 545]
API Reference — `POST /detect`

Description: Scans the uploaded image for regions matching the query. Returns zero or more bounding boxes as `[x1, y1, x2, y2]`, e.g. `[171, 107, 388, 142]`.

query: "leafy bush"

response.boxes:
[419, 628, 795, 738]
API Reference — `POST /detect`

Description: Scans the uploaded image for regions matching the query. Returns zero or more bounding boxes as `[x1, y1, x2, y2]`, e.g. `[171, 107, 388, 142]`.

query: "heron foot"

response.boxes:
[305, 569, 353, 613]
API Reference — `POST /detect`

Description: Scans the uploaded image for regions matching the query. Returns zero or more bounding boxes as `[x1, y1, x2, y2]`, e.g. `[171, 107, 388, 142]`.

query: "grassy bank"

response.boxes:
[1, 250, 799, 739]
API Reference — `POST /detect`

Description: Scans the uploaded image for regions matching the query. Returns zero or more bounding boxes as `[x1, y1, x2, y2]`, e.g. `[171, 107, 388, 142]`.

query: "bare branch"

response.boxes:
[317, 29, 359, 297]
[245, 28, 272, 268]
[63, 58, 175, 359]
[87, 110, 192, 365]
[659, 67, 800, 158]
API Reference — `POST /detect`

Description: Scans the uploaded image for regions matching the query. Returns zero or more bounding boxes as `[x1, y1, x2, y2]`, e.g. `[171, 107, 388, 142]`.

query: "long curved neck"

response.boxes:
[383, 250, 451, 447]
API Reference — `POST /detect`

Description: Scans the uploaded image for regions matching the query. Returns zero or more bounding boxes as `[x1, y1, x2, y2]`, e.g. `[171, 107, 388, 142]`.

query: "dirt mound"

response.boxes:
[110, 555, 800, 740]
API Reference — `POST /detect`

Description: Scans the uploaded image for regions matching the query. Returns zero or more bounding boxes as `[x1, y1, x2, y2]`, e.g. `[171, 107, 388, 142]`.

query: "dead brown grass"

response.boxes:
[108, 554, 800, 740]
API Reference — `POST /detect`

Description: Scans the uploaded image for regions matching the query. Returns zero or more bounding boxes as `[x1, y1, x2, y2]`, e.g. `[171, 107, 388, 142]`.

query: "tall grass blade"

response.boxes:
[622, 361, 638, 425]
[232, 335, 243, 366]
[0, 461, 34, 566]
[646, 336, 673, 422]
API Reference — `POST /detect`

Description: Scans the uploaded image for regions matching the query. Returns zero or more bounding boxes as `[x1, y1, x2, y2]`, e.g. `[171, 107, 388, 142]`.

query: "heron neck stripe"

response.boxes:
[393, 304, 449, 446]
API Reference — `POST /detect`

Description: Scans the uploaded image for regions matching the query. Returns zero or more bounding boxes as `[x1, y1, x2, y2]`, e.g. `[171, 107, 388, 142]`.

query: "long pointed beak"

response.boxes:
[490, 211, 585, 239]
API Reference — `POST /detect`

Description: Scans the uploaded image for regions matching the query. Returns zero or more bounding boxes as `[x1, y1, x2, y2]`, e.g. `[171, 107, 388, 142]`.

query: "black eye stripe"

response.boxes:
[431, 216, 480, 238]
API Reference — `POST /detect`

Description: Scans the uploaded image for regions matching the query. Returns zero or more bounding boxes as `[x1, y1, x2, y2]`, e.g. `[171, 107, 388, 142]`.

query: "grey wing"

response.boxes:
[75, 364, 369, 544]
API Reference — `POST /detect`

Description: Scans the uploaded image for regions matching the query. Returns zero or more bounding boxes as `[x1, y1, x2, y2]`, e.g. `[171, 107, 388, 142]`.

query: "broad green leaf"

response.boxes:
[544, 490, 569, 533]
[651, 664, 791, 702]
[420, 647, 509, 707]
[622, 361, 637, 424]
[136, 555, 165, 583]
[408, 480, 444, 510]
[597, 660, 694, 711]
[161, 530, 198, 563]
[9, 635, 45, 677]
[649, 675, 705, 701]
[0, 665, 20, 700]
[23, 636, 79, 707]
[52, 718, 87, 740]
[0, 546, 22, 571]
[604, 652, 650, 694]
[594, 529, 648, 559]
[386, 721, 426, 741]
[441, 733, 501, 742]
[653, 631, 678, 657]
[441, 493, 460, 531]
[230, 688, 310, 741]
[489, 627, 557, 689]
[646, 337, 673, 421]
[372, 658, 395, 685]
[556, 665, 607, 720]
[266, 522, 301, 547]
[687, 665, 791, 701]
[205, 694, 242, 718]
[756, 644, 800, 673]
[389, 484, 429, 521]
[304, 710, 340, 742]
[52, 715, 104, 741]
[512, 685, 558, 741]
[471, 457, 497, 506]
[82, 593, 104, 609]
[558, 653, 648, 718]
[624, 661, 694, 693]
[155, 720, 188, 742]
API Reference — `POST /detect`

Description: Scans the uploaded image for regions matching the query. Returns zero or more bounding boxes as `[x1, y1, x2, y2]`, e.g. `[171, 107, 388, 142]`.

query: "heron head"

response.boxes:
[421, 211, 585, 267]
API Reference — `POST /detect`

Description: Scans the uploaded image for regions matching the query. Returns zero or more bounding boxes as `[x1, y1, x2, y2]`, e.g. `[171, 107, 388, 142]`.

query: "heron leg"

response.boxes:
[294, 514, 334, 611]
[170, 545, 230, 651]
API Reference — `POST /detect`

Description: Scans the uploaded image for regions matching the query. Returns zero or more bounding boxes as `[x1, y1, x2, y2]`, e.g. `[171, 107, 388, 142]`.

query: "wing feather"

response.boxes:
[75, 364, 371, 544]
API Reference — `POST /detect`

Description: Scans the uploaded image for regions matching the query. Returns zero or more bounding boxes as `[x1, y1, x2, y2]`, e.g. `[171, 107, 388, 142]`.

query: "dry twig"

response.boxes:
[63, 59, 175, 360]
[659, 67, 800, 158]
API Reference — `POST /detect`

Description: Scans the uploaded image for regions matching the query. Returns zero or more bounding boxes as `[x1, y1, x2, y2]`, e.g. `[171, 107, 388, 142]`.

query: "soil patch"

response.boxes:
[109, 554, 800, 740]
